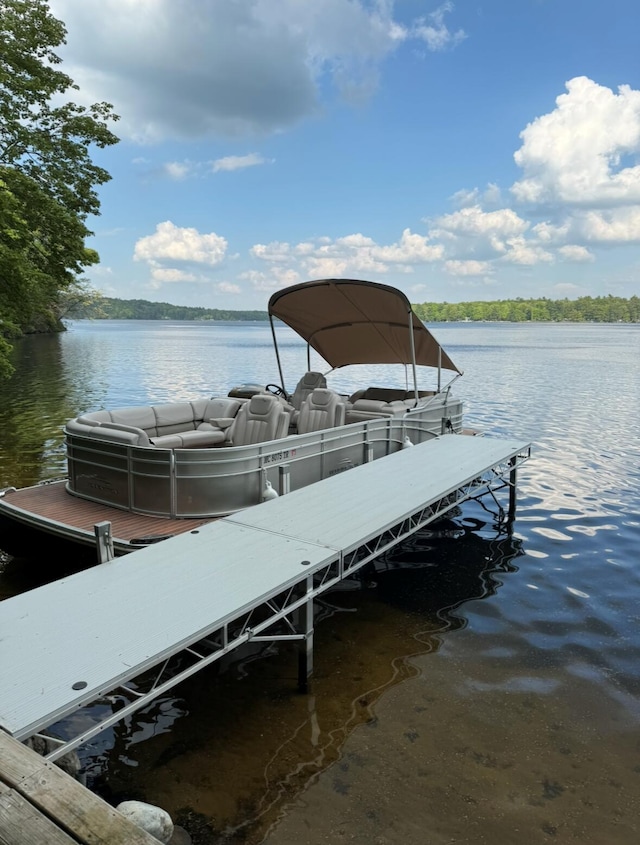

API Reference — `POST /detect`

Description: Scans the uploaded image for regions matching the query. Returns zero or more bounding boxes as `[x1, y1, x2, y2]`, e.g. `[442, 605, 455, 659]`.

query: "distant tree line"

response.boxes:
[72, 294, 640, 324]
[413, 295, 640, 323]
[71, 297, 270, 322]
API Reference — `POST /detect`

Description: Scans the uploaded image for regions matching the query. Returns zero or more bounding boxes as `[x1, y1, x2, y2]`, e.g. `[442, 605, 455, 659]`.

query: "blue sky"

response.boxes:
[50, 0, 640, 309]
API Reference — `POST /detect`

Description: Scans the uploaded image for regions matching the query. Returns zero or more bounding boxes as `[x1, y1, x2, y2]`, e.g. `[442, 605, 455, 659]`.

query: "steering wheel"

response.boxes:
[265, 383, 286, 397]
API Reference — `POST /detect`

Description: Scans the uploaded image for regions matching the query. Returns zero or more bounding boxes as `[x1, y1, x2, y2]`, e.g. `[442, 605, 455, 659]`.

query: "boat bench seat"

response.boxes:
[66, 398, 244, 448]
[345, 387, 436, 424]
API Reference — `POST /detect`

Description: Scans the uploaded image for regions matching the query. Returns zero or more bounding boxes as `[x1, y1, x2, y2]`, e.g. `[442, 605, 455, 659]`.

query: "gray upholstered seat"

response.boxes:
[297, 388, 346, 434]
[227, 394, 291, 445]
[290, 371, 327, 411]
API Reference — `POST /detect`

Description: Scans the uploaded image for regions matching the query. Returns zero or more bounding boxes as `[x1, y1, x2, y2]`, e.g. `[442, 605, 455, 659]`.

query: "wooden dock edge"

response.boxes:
[0, 729, 161, 845]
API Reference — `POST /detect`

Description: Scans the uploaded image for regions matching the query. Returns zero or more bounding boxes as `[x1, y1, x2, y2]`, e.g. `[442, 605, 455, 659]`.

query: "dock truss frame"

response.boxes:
[31, 443, 530, 763]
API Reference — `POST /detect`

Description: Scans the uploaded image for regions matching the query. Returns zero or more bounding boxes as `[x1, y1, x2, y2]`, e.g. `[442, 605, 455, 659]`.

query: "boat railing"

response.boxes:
[65, 415, 440, 519]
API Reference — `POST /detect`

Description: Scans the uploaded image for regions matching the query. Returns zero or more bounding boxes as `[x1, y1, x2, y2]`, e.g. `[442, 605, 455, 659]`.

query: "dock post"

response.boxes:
[507, 456, 518, 528]
[279, 463, 291, 495]
[94, 521, 114, 563]
[297, 575, 314, 692]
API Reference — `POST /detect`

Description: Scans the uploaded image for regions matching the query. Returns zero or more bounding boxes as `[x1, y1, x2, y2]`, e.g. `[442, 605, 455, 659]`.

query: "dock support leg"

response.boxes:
[507, 457, 518, 530]
[297, 575, 314, 692]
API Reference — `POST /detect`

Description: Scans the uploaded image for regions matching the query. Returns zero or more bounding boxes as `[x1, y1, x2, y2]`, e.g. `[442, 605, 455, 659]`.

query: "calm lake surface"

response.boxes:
[1, 320, 639, 844]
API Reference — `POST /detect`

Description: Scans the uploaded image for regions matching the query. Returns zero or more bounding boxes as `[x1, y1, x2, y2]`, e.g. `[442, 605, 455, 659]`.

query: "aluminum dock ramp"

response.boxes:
[0, 434, 530, 760]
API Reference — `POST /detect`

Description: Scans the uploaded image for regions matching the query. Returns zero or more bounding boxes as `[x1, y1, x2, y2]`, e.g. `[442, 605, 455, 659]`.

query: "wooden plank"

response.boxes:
[0, 782, 78, 845]
[0, 732, 160, 845]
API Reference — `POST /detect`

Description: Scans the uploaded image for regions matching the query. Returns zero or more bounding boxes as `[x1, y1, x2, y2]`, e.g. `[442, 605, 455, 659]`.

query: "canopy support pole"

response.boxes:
[408, 312, 419, 403]
[269, 314, 286, 393]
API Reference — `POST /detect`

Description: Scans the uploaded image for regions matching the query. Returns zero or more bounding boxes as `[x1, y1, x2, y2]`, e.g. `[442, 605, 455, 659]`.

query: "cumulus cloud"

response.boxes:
[250, 228, 443, 285]
[575, 207, 640, 242]
[432, 205, 529, 239]
[217, 282, 242, 294]
[50, 0, 465, 141]
[452, 183, 502, 209]
[246, 216, 571, 286]
[250, 242, 292, 262]
[150, 268, 199, 284]
[212, 153, 272, 173]
[437, 78, 640, 264]
[557, 244, 595, 262]
[444, 260, 492, 276]
[428, 205, 543, 260]
[135, 222, 227, 265]
[134, 222, 228, 285]
[511, 77, 640, 208]
[240, 267, 301, 292]
[500, 237, 554, 266]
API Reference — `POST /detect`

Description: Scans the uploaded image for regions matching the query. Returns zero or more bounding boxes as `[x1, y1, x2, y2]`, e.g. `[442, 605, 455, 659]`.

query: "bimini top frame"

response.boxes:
[268, 278, 462, 398]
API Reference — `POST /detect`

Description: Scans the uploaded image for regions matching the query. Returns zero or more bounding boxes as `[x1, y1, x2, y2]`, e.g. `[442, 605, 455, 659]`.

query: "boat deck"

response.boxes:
[0, 481, 214, 551]
[0, 434, 530, 758]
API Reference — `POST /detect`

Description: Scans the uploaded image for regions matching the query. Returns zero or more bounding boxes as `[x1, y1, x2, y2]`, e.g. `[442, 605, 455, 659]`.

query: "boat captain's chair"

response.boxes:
[227, 393, 291, 445]
[290, 371, 327, 410]
[297, 388, 346, 434]
[289, 371, 327, 426]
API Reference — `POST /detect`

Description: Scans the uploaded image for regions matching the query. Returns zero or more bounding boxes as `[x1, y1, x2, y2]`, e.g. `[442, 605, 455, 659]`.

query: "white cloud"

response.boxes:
[50, 0, 465, 141]
[250, 228, 444, 280]
[371, 228, 443, 263]
[241, 267, 301, 292]
[134, 222, 228, 286]
[444, 260, 493, 276]
[217, 282, 242, 294]
[412, 2, 466, 51]
[135, 222, 227, 266]
[500, 237, 554, 266]
[251, 242, 292, 262]
[163, 161, 193, 180]
[531, 220, 570, 244]
[453, 183, 502, 209]
[432, 205, 529, 238]
[150, 268, 199, 284]
[429, 205, 535, 259]
[336, 233, 376, 249]
[511, 76, 640, 207]
[557, 245, 595, 262]
[576, 208, 640, 243]
[212, 153, 272, 173]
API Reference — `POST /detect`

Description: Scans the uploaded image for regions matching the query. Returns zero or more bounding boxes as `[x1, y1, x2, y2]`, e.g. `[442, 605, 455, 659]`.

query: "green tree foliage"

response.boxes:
[72, 295, 640, 324]
[0, 0, 119, 376]
[413, 295, 640, 323]
[71, 297, 271, 322]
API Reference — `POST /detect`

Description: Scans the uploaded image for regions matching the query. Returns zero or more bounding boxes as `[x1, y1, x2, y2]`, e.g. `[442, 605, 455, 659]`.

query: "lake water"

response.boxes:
[1, 320, 639, 845]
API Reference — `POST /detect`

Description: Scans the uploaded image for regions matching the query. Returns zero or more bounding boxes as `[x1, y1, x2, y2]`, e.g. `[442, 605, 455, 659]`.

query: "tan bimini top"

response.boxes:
[268, 278, 461, 373]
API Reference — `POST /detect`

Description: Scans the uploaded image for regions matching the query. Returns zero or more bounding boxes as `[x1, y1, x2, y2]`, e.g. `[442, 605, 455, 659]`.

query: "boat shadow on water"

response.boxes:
[78, 510, 525, 845]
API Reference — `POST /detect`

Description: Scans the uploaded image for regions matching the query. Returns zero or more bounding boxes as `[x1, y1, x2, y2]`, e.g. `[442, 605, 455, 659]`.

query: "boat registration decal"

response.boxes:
[263, 448, 297, 465]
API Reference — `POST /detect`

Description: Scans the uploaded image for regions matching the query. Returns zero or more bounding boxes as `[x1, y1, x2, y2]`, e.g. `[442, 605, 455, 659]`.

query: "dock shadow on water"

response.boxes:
[59, 511, 523, 845]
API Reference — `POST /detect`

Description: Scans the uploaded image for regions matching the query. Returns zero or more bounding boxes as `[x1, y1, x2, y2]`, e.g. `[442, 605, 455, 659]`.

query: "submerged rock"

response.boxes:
[24, 735, 82, 780]
[116, 800, 174, 843]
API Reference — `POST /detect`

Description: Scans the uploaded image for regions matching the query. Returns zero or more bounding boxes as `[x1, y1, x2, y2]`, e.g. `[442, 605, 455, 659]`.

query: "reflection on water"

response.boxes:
[84, 511, 524, 844]
[1, 321, 640, 844]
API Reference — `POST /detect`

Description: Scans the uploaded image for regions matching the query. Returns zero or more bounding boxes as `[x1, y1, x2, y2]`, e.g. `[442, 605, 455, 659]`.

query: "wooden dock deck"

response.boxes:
[0, 730, 160, 845]
[0, 434, 530, 764]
